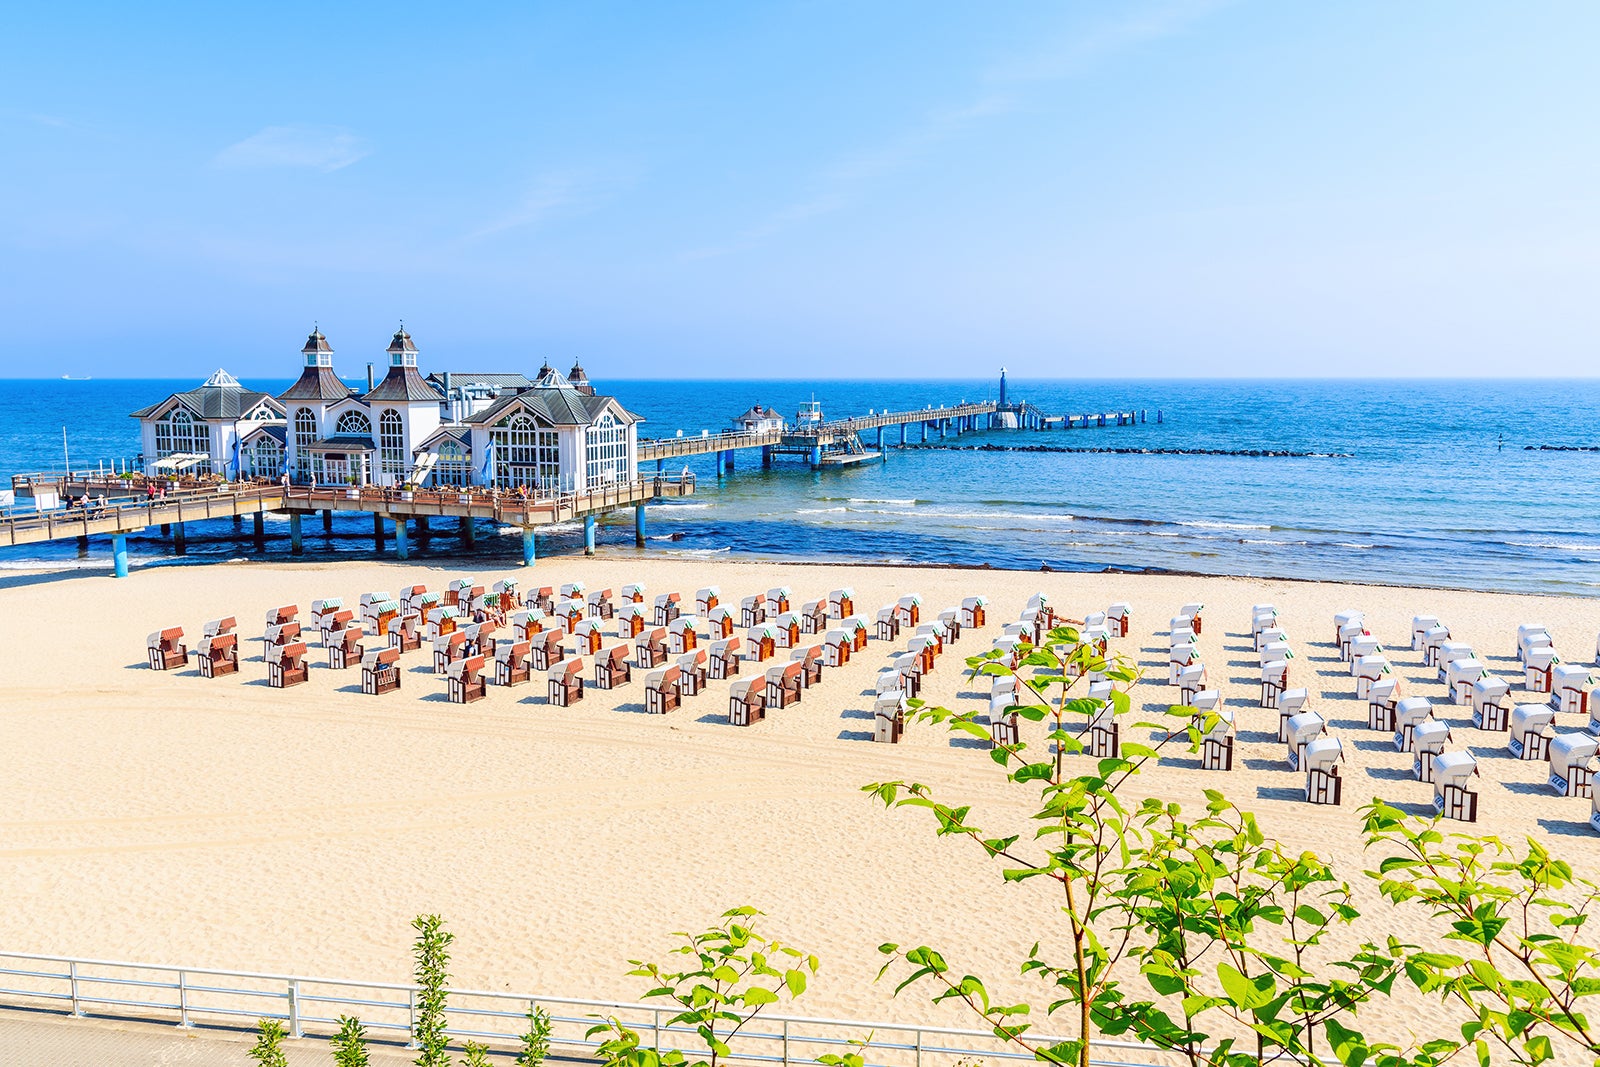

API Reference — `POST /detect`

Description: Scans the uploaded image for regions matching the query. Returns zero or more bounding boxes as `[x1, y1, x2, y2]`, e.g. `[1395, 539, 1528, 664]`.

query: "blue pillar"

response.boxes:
[583, 514, 597, 555]
[940, 420, 947, 440]
[921, 421, 928, 443]
[635, 503, 647, 545]
[656, 458, 664, 473]
[900, 424, 907, 447]
[722, 449, 734, 473]
[522, 526, 537, 567]
[762, 446, 773, 468]
[395, 518, 409, 561]
[460, 515, 476, 546]
[290, 512, 303, 555]
[810, 444, 823, 467]
[112, 533, 129, 578]
[173, 522, 186, 554]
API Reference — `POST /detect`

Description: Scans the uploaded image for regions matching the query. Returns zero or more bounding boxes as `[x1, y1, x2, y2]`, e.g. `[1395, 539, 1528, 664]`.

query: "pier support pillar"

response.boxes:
[111, 533, 129, 578]
[395, 519, 409, 561]
[290, 513, 303, 555]
[459, 515, 475, 547]
[373, 512, 385, 553]
[253, 512, 265, 550]
[160, 523, 170, 537]
[584, 515, 597, 556]
[762, 446, 773, 468]
[233, 514, 242, 531]
[522, 527, 537, 567]
[76, 535, 89, 554]
[939, 421, 947, 440]
[415, 514, 429, 533]
[921, 422, 928, 443]
[656, 458, 664, 474]
[900, 425, 907, 447]
[635, 503, 647, 546]
[721, 449, 734, 473]
[810, 445, 823, 468]
[322, 509, 333, 533]
[173, 522, 186, 554]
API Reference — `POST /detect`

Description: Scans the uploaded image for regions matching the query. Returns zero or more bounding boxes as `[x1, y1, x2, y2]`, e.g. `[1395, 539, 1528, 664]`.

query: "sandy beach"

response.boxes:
[3, 553, 1599, 1049]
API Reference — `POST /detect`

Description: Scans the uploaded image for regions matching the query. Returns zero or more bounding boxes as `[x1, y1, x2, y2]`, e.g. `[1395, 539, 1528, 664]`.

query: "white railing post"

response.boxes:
[68, 960, 82, 1017]
[288, 979, 302, 1037]
[782, 1018, 789, 1066]
[408, 987, 419, 1048]
[653, 1007, 661, 1053]
[177, 969, 191, 1027]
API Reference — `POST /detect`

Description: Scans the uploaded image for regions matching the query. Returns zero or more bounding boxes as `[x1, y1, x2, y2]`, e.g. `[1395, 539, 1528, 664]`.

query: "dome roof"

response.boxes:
[386, 327, 418, 356]
[301, 328, 333, 355]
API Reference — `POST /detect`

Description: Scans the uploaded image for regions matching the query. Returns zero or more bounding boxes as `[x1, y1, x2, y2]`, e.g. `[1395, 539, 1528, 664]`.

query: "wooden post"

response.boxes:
[635, 503, 647, 546]
[290, 512, 303, 555]
[253, 511, 265, 549]
[373, 512, 385, 552]
[173, 522, 186, 554]
[459, 515, 476, 546]
[322, 509, 333, 532]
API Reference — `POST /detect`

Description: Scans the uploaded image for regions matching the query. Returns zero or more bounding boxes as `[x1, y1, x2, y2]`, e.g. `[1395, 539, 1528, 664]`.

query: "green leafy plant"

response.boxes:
[587, 906, 819, 1067]
[517, 1004, 554, 1066]
[246, 1017, 288, 1067]
[332, 1014, 371, 1067]
[463, 1040, 493, 1066]
[1364, 802, 1600, 1065]
[412, 914, 456, 1067]
[866, 625, 1446, 1067]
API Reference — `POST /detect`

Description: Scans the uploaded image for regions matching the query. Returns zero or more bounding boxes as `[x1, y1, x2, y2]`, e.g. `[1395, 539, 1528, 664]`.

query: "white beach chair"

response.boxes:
[1509, 704, 1555, 760]
[1548, 733, 1598, 797]
[1434, 752, 1479, 821]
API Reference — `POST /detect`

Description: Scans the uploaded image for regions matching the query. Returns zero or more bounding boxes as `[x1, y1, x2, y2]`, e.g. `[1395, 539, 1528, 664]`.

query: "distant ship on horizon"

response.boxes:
[61, 375, 92, 381]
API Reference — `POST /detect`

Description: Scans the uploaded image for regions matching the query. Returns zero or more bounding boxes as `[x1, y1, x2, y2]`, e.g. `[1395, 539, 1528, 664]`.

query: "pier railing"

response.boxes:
[639, 430, 783, 463]
[823, 402, 996, 435]
[0, 485, 289, 548]
[0, 950, 1183, 1067]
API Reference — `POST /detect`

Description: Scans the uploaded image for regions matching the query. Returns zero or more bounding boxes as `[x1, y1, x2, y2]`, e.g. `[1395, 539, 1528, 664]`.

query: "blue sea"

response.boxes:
[3, 377, 1598, 596]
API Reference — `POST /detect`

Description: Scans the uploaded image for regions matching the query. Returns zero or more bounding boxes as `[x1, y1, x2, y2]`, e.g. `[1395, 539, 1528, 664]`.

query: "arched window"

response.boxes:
[334, 409, 372, 438]
[585, 412, 628, 488]
[155, 406, 210, 471]
[249, 435, 284, 478]
[293, 408, 318, 481]
[489, 410, 560, 490]
[434, 441, 471, 486]
[378, 409, 405, 482]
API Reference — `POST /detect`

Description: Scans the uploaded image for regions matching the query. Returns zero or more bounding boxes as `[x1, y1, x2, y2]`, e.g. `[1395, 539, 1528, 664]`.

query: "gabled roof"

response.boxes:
[463, 385, 639, 428]
[365, 365, 445, 402]
[414, 424, 471, 453]
[279, 365, 356, 403]
[732, 404, 783, 423]
[130, 374, 283, 420]
[240, 423, 287, 445]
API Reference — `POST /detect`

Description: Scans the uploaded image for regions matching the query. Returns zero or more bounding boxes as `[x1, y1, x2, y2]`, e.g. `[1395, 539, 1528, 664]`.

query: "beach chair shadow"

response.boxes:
[1243, 757, 1285, 773]
[419, 691, 451, 703]
[1223, 695, 1259, 709]
[1363, 766, 1414, 781]
[1238, 729, 1276, 745]
[1255, 785, 1304, 802]
[839, 708, 872, 721]
[1537, 817, 1591, 837]
[949, 736, 988, 750]
[1352, 738, 1397, 753]
[837, 729, 872, 741]
[1163, 754, 1204, 771]
[1468, 744, 1515, 762]
[335, 683, 364, 695]
[1501, 781, 1552, 796]
[612, 701, 649, 715]
[1385, 799, 1437, 818]
[243, 677, 273, 687]
[695, 711, 729, 725]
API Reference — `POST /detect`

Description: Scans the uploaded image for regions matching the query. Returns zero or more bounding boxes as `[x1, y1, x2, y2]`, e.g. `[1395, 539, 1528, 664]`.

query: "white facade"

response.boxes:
[133, 370, 284, 477]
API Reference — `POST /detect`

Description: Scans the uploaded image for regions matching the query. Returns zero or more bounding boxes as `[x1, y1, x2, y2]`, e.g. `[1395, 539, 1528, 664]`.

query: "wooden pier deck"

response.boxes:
[0, 476, 695, 575]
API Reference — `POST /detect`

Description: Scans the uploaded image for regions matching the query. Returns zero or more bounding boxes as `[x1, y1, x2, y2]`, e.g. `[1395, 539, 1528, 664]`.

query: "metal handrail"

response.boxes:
[0, 949, 1182, 1067]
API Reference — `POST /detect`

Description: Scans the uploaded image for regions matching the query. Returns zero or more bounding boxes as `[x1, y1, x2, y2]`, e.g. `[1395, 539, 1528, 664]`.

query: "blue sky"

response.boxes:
[2, 2, 1596, 379]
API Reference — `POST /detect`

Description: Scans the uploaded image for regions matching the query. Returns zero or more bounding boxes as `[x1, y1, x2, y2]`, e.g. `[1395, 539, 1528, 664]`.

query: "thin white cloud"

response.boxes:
[213, 125, 369, 173]
[685, 0, 1226, 260]
[463, 168, 635, 242]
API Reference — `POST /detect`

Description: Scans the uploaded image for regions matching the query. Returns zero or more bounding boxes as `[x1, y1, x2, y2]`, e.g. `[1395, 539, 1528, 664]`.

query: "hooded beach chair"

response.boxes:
[1548, 733, 1598, 796]
[587, 587, 614, 619]
[988, 692, 1020, 747]
[433, 631, 467, 675]
[531, 628, 566, 672]
[547, 658, 584, 706]
[668, 616, 699, 655]
[766, 587, 792, 617]
[1446, 656, 1487, 705]
[709, 637, 742, 680]
[1551, 665, 1596, 715]
[653, 591, 683, 628]
[328, 626, 364, 670]
[676, 649, 708, 696]
[616, 603, 647, 639]
[824, 629, 851, 668]
[1525, 647, 1559, 693]
[792, 644, 824, 687]
[745, 625, 775, 662]
[895, 595, 922, 629]
[1285, 712, 1327, 771]
[556, 598, 585, 632]
[873, 691, 907, 743]
[766, 661, 803, 708]
[842, 616, 869, 651]
[310, 598, 345, 642]
[707, 606, 735, 639]
[529, 586, 556, 613]
[197, 627, 237, 678]
[595, 643, 633, 690]
[1434, 752, 1479, 821]
[511, 608, 546, 642]
[1393, 696, 1434, 752]
[1367, 677, 1401, 731]
[634, 627, 669, 669]
[694, 587, 720, 615]
[1303, 737, 1344, 805]
[400, 585, 429, 615]
[1332, 609, 1364, 649]
[392, 611, 423, 653]
[799, 599, 827, 635]
[740, 594, 766, 628]
[827, 588, 854, 619]
[1412, 720, 1452, 781]
[147, 627, 187, 671]
[961, 596, 988, 630]
[426, 606, 459, 641]
[774, 612, 801, 649]
[1472, 675, 1512, 731]
[727, 677, 765, 726]
[267, 642, 309, 688]
[619, 582, 645, 604]
[359, 592, 394, 633]
[644, 665, 681, 714]
[1509, 704, 1555, 760]
[446, 578, 476, 608]
[492, 578, 521, 609]
[361, 646, 402, 695]
[876, 606, 900, 643]
[494, 640, 531, 687]
[937, 608, 962, 644]
[572, 618, 604, 655]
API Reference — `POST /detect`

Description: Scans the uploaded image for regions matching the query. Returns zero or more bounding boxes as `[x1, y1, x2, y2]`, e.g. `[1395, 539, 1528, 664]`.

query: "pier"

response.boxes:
[1, 476, 694, 576]
[639, 399, 1147, 471]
